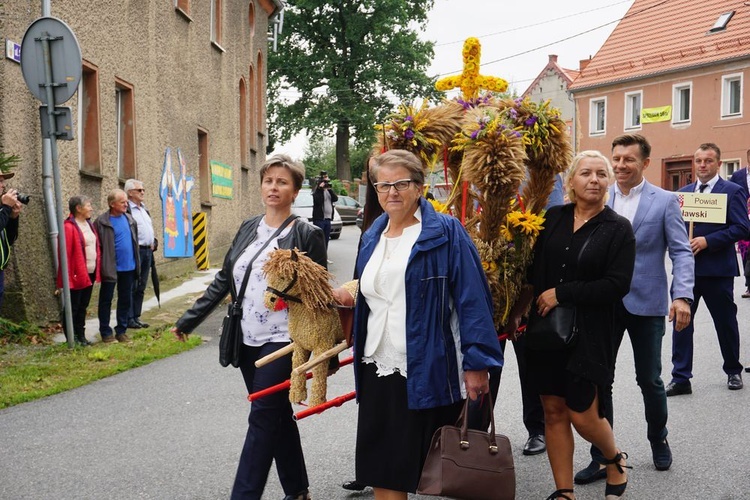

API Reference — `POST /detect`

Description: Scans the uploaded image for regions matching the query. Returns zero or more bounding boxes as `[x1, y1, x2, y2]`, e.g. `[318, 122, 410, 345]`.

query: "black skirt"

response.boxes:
[355, 362, 463, 493]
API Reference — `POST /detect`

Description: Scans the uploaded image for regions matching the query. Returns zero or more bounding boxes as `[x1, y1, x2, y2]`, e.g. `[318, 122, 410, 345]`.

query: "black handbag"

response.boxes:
[218, 215, 297, 368]
[526, 223, 599, 351]
[417, 391, 515, 500]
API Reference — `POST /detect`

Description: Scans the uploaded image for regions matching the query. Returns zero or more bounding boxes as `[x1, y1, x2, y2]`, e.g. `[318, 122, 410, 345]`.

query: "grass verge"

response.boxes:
[0, 325, 201, 409]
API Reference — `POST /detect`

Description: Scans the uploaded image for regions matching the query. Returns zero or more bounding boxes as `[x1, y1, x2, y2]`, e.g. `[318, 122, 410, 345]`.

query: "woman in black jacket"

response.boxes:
[527, 151, 635, 500]
[173, 155, 325, 500]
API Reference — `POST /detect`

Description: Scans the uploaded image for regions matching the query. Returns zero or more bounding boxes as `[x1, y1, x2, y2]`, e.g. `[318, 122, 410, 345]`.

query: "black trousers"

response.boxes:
[231, 342, 308, 500]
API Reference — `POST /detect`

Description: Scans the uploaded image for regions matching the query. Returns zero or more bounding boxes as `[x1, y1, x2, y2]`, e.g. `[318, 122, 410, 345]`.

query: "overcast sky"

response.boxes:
[272, 0, 635, 158]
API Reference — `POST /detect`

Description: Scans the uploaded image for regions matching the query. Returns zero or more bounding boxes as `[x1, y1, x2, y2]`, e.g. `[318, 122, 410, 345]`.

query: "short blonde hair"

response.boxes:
[369, 149, 425, 186]
[260, 154, 305, 190]
[565, 150, 614, 204]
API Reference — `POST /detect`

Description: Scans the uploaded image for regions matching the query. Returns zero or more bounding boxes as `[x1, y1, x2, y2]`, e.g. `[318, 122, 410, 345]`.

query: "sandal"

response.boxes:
[545, 489, 574, 500]
[601, 451, 632, 499]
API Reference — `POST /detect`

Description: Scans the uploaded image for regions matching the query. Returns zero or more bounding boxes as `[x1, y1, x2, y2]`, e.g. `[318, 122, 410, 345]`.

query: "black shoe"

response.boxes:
[341, 480, 366, 491]
[574, 460, 606, 485]
[136, 319, 150, 328]
[665, 380, 692, 397]
[545, 489, 574, 500]
[651, 439, 672, 471]
[728, 373, 743, 390]
[522, 434, 546, 455]
[602, 451, 631, 499]
[127, 320, 143, 329]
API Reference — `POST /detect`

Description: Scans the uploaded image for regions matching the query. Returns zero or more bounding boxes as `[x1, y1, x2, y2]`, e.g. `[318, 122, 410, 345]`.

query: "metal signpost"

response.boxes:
[20, 17, 82, 347]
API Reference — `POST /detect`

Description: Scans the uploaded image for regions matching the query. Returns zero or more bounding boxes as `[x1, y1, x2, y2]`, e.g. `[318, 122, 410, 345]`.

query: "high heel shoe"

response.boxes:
[545, 489, 574, 500]
[601, 451, 632, 499]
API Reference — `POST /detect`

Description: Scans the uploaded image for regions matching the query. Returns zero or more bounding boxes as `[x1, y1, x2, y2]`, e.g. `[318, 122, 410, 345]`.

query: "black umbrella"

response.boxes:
[151, 241, 161, 307]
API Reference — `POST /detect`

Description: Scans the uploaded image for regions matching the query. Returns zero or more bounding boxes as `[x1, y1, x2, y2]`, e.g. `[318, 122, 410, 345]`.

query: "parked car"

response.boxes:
[356, 208, 363, 229]
[291, 190, 343, 239]
[334, 195, 361, 225]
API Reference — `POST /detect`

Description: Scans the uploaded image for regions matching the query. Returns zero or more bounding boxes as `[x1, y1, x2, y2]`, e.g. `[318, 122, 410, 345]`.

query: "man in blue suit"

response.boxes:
[575, 134, 694, 484]
[729, 152, 750, 298]
[668, 143, 750, 396]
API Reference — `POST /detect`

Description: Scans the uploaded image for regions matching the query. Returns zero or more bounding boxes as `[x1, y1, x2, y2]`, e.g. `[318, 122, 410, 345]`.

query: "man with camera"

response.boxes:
[312, 170, 337, 249]
[0, 167, 24, 309]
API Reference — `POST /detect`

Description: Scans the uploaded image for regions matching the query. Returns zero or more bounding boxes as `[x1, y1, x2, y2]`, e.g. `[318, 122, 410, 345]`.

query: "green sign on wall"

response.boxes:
[210, 160, 233, 199]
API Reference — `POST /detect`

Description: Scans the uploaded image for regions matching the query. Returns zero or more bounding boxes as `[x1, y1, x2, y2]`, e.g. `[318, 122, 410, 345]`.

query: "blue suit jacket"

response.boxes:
[608, 181, 694, 316]
[729, 167, 749, 198]
[679, 178, 750, 277]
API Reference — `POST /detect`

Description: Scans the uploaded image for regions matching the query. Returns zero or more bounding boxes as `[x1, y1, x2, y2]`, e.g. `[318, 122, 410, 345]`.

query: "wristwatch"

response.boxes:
[677, 297, 693, 306]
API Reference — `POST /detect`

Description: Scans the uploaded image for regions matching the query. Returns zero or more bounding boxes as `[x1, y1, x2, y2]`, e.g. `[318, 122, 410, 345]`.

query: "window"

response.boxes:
[673, 83, 691, 124]
[589, 97, 606, 135]
[722, 159, 740, 178]
[624, 91, 642, 130]
[211, 0, 223, 46]
[248, 65, 256, 148]
[198, 128, 210, 204]
[709, 11, 735, 33]
[722, 74, 742, 118]
[175, 0, 190, 17]
[239, 78, 248, 168]
[115, 79, 136, 180]
[256, 52, 264, 136]
[78, 61, 101, 174]
[248, 2, 255, 36]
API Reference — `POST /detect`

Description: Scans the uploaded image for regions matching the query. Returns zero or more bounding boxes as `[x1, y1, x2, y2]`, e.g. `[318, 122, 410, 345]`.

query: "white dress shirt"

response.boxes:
[613, 178, 646, 224]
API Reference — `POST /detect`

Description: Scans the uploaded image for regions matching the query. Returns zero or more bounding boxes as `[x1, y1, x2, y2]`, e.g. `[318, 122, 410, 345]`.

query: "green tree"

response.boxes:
[303, 136, 371, 183]
[268, 0, 440, 181]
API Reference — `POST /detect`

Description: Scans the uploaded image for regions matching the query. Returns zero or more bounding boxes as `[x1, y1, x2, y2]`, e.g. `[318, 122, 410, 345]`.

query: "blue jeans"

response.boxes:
[591, 308, 668, 461]
[98, 270, 136, 336]
[130, 247, 152, 321]
[231, 342, 308, 499]
[312, 218, 331, 249]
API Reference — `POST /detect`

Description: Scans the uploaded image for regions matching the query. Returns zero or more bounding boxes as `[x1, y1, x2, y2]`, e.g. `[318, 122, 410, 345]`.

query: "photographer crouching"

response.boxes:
[0, 166, 26, 309]
[312, 170, 337, 250]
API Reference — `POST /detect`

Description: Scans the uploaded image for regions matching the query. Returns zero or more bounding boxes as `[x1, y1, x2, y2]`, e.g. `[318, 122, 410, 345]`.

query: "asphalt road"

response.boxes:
[1, 224, 750, 499]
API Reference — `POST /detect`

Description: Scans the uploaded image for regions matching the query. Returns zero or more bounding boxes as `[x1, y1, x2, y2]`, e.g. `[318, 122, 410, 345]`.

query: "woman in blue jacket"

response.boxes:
[352, 149, 504, 499]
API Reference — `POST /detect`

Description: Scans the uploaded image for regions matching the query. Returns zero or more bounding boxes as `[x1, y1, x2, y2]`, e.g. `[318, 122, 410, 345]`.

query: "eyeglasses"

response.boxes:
[131, 188, 145, 193]
[373, 179, 414, 193]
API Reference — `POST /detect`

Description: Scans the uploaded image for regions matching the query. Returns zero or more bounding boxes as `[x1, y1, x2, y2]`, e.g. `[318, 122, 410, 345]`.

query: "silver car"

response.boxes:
[291, 190, 343, 240]
[334, 195, 361, 225]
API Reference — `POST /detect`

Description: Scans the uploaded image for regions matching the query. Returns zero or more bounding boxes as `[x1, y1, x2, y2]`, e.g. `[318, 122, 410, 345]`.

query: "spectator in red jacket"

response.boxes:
[57, 196, 101, 346]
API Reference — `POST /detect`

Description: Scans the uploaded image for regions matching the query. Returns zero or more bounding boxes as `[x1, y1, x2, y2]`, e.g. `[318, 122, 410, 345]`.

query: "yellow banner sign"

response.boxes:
[678, 192, 727, 223]
[641, 105, 672, 123]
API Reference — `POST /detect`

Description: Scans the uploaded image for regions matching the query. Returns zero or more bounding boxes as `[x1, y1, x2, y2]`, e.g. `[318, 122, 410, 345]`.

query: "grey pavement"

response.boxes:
[2, 224, 750, 499]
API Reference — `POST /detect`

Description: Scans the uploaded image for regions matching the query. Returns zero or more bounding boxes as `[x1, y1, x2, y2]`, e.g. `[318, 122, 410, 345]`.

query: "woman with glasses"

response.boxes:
[351, 149, 503, 499]
[172, 155, 326, 500]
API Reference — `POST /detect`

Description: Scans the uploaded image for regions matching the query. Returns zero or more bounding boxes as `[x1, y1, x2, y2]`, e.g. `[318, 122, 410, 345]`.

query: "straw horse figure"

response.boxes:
[263, 248, 345, 407]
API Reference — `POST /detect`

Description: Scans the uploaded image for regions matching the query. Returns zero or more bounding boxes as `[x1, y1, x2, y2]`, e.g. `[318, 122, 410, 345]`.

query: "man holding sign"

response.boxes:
[668, 143, 750, 396]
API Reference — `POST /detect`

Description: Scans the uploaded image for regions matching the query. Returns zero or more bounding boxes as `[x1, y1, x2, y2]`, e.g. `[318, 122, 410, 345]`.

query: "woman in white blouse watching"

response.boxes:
[351, 149, 504, 499]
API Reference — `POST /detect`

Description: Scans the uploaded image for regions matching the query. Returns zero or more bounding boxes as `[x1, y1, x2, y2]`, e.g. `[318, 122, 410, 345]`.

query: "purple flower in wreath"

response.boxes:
[470, 129, 480, 140]
[405, 115, 413, 123]
[525, 116, 538, 127]
[404, 128, 415, 140]
[509, 108, 518, 119]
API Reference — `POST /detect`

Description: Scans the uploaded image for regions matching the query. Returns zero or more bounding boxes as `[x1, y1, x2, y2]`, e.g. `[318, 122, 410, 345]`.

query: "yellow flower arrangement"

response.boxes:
[506, 210, 545, 237]
[427, 197, 449, 214]
[376, 102, 443, 168]
[436, 38, 508, 100]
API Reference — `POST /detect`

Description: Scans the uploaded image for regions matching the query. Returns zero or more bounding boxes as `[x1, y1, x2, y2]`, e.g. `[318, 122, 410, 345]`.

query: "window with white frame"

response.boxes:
[211, 0, 223, 46]
[673, 83, 691, 124]
[589, 97, 606, 135]
[722, 159, 740, 178]
[721, 73, 742, 118]
[624, 91, 642, 130]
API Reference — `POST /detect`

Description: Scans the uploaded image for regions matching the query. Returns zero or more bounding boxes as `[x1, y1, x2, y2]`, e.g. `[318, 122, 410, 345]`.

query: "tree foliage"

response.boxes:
[268, 0, 441, 180]
[302, 135, 371, 182]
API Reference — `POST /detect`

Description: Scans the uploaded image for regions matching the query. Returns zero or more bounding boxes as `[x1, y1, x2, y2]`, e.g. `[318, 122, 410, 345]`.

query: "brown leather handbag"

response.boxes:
[417, 391, 515, 500]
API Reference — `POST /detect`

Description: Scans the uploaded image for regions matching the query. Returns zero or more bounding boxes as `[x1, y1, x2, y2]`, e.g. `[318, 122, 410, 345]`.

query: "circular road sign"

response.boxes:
[20, 17, 82, 105]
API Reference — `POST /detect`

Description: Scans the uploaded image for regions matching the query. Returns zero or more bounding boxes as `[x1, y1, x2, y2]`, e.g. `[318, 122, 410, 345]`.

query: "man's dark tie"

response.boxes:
[699, 184, 709, 192]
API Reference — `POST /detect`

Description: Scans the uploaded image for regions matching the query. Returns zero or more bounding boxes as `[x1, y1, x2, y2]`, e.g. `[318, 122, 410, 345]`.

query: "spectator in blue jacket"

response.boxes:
[351, 149, 503, 499]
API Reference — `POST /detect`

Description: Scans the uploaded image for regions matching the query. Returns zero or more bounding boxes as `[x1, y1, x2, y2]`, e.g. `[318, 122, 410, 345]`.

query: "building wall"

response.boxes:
[526, 70, 575, 122]
[0, 1, 271, 322]
[573, 59, 750, 189]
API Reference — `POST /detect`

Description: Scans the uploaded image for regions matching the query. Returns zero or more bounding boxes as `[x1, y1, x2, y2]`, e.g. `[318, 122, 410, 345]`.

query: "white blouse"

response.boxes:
[233, 218, 293, 347]
[360, 209, 422, 377]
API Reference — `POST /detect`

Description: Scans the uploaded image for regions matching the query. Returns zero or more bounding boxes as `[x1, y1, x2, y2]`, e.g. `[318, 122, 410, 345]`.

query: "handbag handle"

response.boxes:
[457, 390, 499, 454]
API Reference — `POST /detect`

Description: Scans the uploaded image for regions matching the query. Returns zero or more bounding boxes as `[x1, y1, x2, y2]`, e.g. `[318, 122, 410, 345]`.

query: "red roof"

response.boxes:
[570, 0, 750, 91]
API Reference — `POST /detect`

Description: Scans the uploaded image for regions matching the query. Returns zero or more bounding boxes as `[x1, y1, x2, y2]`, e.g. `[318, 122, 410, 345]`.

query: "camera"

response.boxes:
[316, 171, 331, 189]
[16, 193, 30, 205]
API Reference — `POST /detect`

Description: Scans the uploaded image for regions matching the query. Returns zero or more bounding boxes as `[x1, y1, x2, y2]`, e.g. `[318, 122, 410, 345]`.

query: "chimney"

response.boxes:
[579, 58, 592, 71]
[549, 54, 558, 64]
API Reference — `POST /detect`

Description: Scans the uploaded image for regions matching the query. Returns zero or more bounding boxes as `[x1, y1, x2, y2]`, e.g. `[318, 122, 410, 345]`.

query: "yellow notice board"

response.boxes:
[678, 192, 727, 223]
[641, 105, 672, 123]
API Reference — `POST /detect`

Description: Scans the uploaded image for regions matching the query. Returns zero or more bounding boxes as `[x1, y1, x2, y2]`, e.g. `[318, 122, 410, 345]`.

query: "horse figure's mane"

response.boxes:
[263, 248, 334, 311]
